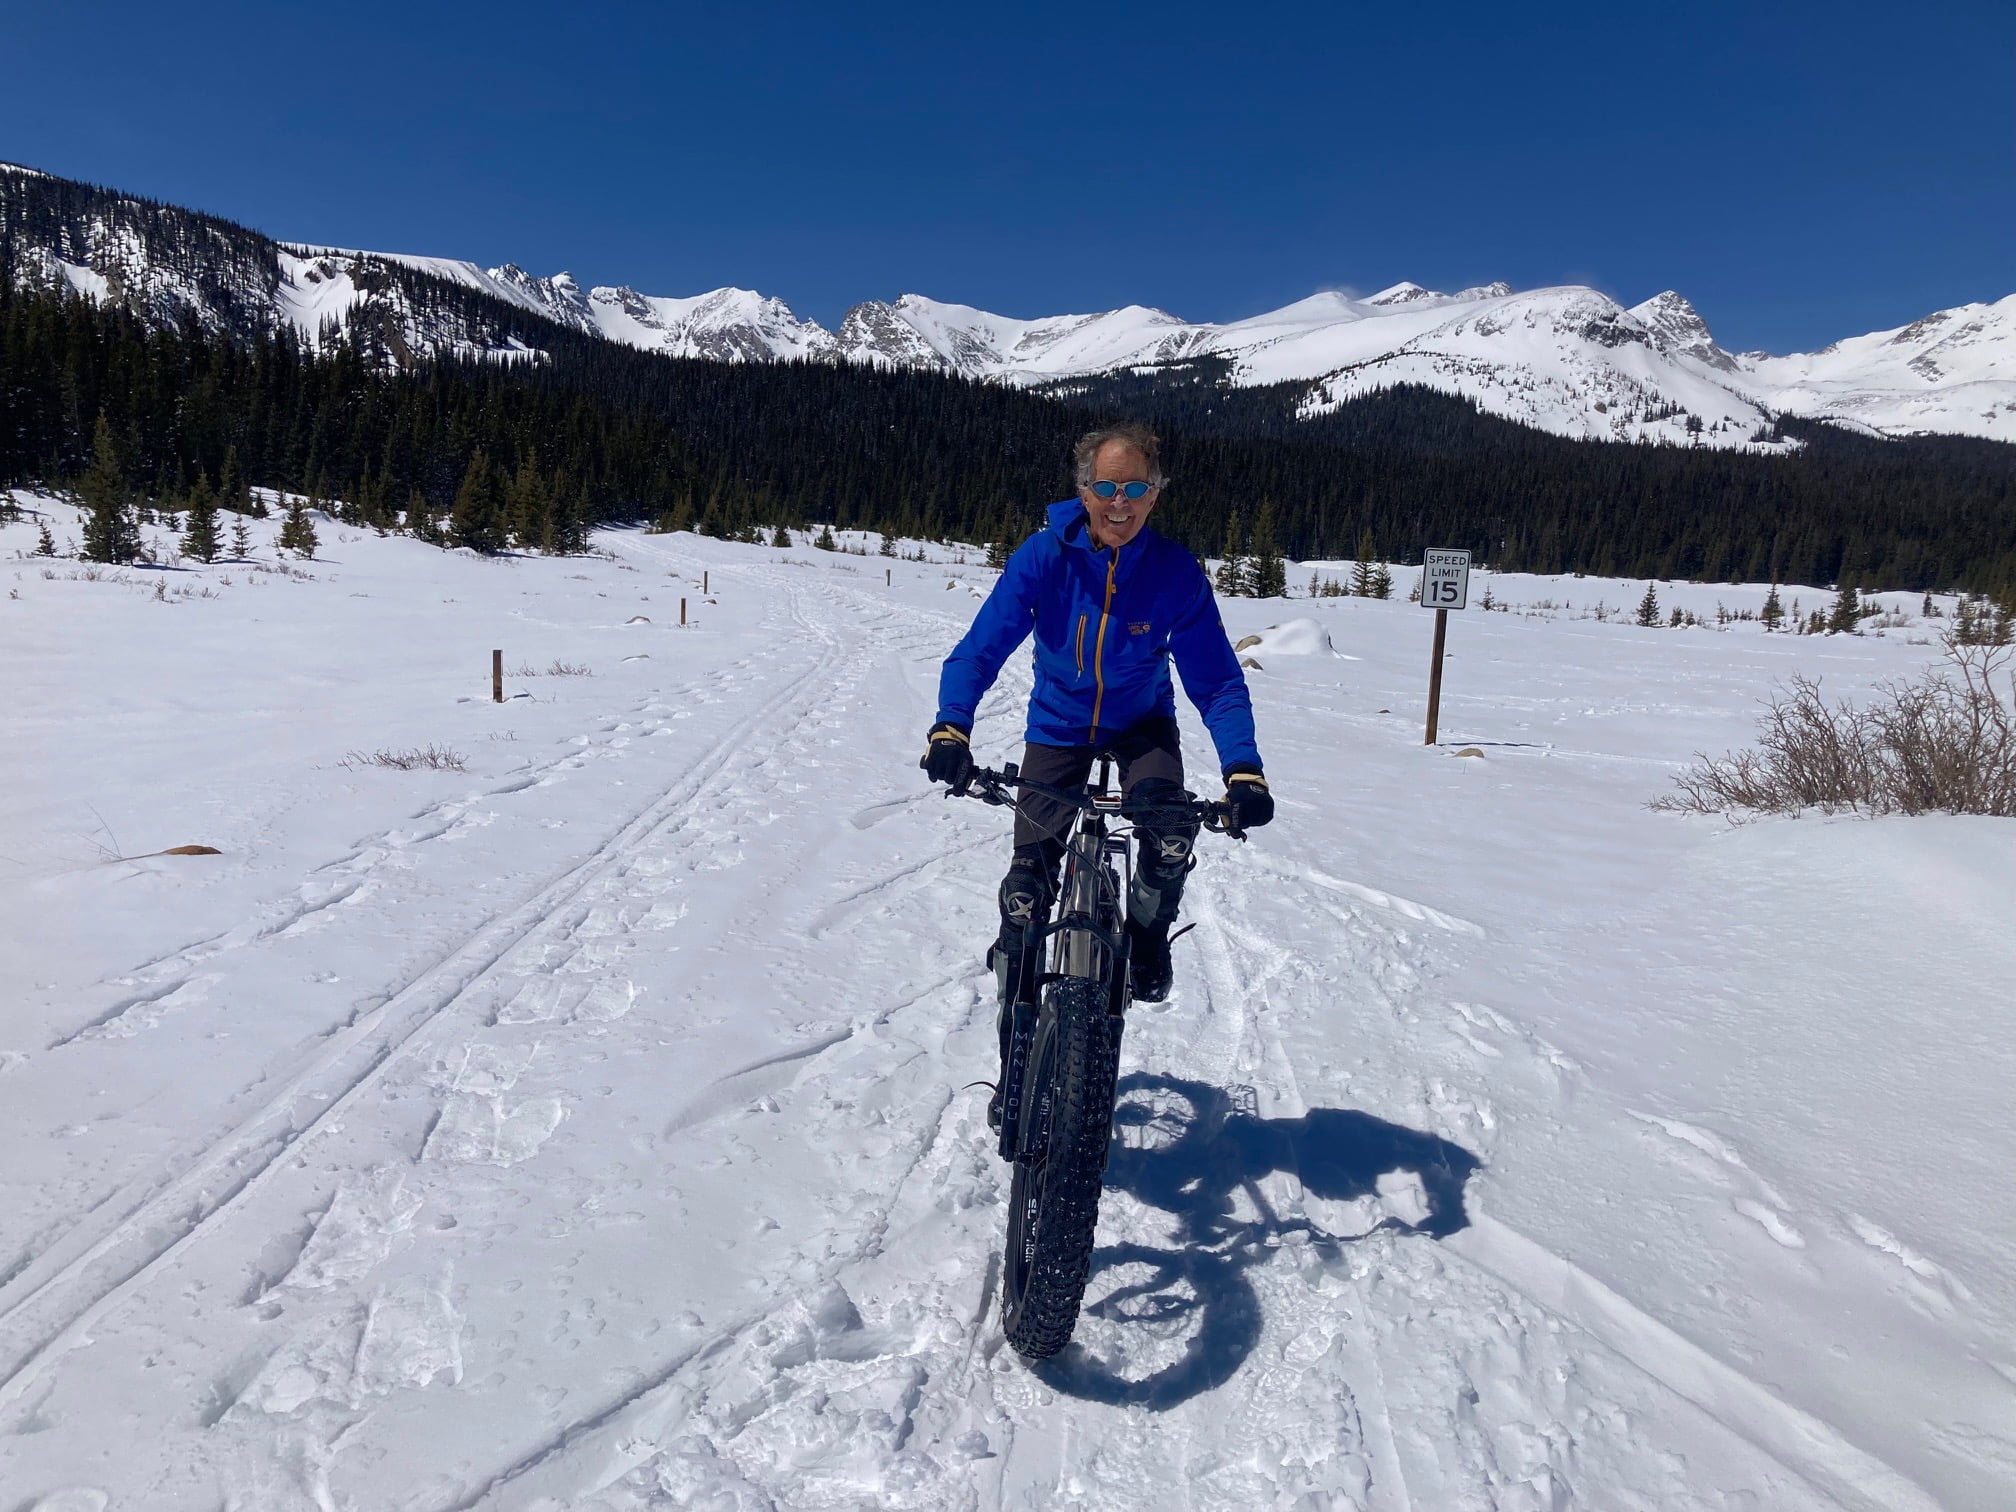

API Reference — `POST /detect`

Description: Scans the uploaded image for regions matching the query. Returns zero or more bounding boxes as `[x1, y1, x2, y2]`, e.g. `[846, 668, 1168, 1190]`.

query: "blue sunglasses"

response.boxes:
[1090, 480, 1157, 500]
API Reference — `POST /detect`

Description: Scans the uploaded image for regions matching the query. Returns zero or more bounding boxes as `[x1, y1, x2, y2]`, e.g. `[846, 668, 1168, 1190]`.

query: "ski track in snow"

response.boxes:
[0, 561, 849, 1412]
[1, 529, 2006, 1510]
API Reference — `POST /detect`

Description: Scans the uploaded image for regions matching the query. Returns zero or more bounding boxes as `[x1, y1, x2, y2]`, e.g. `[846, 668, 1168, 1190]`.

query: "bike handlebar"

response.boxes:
[950, 764, 1247, 841]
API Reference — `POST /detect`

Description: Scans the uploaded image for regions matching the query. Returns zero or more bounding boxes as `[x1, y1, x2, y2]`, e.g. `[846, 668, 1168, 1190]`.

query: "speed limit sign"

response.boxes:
[1422, 549, 1471, 610]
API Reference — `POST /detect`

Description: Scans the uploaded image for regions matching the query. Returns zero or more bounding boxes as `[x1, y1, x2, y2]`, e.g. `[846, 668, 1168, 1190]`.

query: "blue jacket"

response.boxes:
[936, 500, 1262, 772]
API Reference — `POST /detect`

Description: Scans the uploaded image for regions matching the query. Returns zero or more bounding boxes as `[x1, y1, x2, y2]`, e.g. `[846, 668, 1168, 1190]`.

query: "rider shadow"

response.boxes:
[1035, 1073, 1481, 1411]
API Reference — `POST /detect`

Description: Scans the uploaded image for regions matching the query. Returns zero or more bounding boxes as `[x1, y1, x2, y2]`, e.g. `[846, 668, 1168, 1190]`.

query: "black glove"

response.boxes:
[1223, 763, 1274, 830]
[921, 722, 974, 788]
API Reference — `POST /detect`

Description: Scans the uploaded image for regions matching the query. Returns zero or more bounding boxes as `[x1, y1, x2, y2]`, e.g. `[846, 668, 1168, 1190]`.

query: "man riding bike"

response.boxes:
[921, 423, 1273, 1116]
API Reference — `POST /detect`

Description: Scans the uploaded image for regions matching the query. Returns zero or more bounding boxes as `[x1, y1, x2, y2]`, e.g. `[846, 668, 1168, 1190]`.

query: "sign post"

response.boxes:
[1420, 549, 1471, 745]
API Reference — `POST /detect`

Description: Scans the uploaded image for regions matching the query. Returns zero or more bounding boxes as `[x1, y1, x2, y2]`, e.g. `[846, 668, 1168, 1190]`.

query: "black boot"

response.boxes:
[1127, 918, 1173, 1002]
[988, 858, 1053, 1131]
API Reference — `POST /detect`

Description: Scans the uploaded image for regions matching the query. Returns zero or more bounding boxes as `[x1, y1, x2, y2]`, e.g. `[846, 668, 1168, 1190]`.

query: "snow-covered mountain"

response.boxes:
[321, 250, 835, 362]
[1735, 294, 2016, 442]
[831, 282, 1782, 448]
[826, 280, 2016, 448]
[8, 160, 2014, 449]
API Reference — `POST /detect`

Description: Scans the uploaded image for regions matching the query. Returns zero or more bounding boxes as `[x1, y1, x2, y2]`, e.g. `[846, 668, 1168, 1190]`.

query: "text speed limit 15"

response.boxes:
[1421, 549, 1471, 611]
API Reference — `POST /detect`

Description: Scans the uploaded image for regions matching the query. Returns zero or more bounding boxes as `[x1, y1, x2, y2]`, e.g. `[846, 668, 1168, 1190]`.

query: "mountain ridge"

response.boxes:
[5, 160, 2013, 450]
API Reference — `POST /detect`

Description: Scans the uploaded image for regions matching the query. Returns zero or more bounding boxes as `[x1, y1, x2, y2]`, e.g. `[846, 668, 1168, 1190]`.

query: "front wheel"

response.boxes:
[1001, 974, 1122, 1360]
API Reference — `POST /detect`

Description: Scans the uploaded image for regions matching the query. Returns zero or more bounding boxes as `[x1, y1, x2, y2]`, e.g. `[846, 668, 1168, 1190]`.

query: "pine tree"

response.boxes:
[814, 523, 837, 551]
[551, 484, 591, 555]
[1250, 502, 1289, 598]
[35, 519, 56, 556]
[180, 473, 221, 563]
[1635, 583, 1661, 627]
[879, 531, 898, 557]
[1214, 511, 1246, 597]
[1828, 575, 1860, 635]
[1921, 591, 1937, 619]
[229, 516, 253, 559]
[772, 524, 792, 548]
[1369, 564, 1393, 600]
[217, 446, 247, 514]
[506, 455, 550, 551]
[405, 489, 436, 543]
[450, 452, 507, 554]
[1350, 528, 1376, 596]
[278, 497, 319, 558]
[78, 415, 140, 564]
[1760, 582, 1784, 631]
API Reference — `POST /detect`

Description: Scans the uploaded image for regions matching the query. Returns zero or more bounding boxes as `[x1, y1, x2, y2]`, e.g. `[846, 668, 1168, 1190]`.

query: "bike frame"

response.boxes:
[956, 760, 1240, 1159]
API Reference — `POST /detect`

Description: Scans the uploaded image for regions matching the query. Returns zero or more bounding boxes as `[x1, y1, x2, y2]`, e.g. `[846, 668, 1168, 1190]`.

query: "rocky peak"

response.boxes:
[1628, 290, 1736, 372]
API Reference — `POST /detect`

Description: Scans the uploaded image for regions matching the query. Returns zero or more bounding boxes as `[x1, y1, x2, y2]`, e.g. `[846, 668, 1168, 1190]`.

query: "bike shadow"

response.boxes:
[1034, 1073, 1481, 1410]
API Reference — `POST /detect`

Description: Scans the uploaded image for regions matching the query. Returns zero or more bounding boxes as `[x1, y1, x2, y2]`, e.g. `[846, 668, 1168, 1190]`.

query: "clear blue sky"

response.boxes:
[4, 0, 2010, 353]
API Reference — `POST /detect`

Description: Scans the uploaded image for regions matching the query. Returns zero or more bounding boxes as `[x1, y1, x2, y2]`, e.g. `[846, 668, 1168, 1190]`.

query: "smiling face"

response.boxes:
[1081, 440, 1161, 551]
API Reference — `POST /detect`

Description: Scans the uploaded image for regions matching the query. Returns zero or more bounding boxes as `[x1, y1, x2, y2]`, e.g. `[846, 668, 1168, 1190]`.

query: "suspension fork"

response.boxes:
[1051, 757, 1124, 983]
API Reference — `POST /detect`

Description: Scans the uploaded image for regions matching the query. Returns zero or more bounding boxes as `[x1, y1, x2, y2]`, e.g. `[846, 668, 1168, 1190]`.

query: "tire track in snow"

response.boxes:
[422, 562, 1023, 1511]
[0, 580, 854, 1417]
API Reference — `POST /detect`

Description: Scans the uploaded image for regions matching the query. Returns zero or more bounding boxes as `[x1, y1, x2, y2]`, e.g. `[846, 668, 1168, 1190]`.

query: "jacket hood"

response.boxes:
[1046, 498, 1091, 547]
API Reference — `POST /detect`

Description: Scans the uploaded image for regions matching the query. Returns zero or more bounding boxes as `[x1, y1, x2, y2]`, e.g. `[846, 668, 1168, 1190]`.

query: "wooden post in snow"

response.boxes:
[1423, 611, 1448, 746]
[492, 649, 503, 704]
[680, 598, 687, 626]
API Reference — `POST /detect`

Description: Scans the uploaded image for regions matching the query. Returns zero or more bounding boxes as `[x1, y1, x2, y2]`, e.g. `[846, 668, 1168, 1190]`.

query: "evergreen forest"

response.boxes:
[4, 272, 2015, 598]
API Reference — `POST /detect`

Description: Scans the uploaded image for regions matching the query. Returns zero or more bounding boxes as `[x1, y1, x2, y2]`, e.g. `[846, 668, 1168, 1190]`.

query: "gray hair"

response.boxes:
[1072, 422, 1168, 492]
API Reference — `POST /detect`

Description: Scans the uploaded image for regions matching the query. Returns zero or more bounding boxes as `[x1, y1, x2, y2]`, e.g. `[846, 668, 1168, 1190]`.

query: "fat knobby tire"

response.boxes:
[1002, 974, 1121, 1360]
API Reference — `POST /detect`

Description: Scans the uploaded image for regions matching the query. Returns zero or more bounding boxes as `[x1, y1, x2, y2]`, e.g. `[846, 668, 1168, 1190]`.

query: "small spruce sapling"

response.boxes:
[1249, 502, 1288, 599]
[1635, 583, 1661, 627]
[79, 415, 141, 564]
[36, 519, 57, 556]
[1213, 511, 1247, 598]
[278, 497, 319, 558]
[1350, 528, 1376, 596]
[180, 473, 221, 563]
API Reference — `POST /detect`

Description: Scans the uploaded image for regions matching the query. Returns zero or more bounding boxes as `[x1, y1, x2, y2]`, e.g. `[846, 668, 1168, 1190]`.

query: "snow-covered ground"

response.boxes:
[3, 496, 2014, 1511]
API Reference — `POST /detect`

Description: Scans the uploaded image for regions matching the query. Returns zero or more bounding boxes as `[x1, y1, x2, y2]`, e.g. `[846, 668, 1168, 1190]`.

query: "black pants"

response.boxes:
[1001, 715, 1199, 942]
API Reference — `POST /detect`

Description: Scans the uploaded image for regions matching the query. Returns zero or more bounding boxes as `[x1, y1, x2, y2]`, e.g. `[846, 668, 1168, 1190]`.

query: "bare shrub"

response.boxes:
[342, 746, 469, 773]
[545, 660, 592, 676]
[1659, 637, 2016, 817]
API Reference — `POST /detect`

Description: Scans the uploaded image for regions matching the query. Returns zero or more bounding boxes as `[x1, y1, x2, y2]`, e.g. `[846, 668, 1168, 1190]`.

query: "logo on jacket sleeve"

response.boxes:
[1128, 621, 1153, 635]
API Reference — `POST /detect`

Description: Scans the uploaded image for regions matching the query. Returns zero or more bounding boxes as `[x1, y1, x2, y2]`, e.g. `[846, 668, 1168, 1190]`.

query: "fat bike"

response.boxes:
[955, 759, 1241, 1360]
